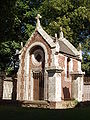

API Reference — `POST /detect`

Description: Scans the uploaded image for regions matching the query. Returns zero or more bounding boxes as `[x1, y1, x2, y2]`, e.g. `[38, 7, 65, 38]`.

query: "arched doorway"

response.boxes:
[30, 46, 45, 100]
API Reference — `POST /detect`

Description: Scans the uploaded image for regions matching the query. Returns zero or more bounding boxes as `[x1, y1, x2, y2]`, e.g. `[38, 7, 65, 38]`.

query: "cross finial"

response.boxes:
[55, 33, 57, 39]
[59, 27, 64, 39]
[60, 27, 62, 31]
[36, 14, 42, 28]
[79, 43, 82, 50]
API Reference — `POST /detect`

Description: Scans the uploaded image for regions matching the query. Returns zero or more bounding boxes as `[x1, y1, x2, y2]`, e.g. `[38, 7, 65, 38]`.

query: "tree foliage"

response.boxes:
[82, 37, 90, 75]
[0, 0, 90, 74]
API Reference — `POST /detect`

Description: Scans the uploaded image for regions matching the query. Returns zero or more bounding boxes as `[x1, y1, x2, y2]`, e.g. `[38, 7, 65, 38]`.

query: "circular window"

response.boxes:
[32, 49, 44, 66]
[35, 53, 42, 62]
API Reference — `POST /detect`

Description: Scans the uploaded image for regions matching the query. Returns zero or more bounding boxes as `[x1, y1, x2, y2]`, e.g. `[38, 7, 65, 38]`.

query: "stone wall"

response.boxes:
[83, 85, 90, 101]
[83, 77, 90, 101]
[58, 54, 72, 100]
[0, 74, 17, 100]
[3, 78, 13, 100]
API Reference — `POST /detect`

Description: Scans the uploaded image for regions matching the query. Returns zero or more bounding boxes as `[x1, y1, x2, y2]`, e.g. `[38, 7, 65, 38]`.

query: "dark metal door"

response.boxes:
[33, 71, 44, 100]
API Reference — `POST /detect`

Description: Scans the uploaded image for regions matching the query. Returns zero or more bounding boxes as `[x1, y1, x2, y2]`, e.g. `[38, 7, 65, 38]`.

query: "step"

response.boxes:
[21, 100, 49, 108]
[56, 100, 78, 109]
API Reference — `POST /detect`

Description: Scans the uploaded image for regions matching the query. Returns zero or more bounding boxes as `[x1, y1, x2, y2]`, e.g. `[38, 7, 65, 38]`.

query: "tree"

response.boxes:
[39, 0, 90, 74]
[0, 0, 16, 42]
[39, 0, 90, 46]
[13, 0, 44, 42]
[0, 0, 90, 75]
[0, 41, 20, 72]
[0, 0, 44, 73]
[82, 38, 90, 75]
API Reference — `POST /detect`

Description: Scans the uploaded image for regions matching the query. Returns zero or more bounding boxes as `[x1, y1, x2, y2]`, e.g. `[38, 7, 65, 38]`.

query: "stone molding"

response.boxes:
[46, 66, 63, 73]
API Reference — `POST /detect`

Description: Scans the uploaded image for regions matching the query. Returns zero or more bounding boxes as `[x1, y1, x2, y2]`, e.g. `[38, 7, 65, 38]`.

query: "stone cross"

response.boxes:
[36, 14, 42, 28]
[79, 43, 82, 60]
[79, 43, 82, 50]
[59, 27, 64, 39]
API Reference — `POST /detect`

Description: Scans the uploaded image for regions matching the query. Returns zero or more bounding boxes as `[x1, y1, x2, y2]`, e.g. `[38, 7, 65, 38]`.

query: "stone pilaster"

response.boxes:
[71, 71, 85, 102]
[77, 73, 84, 101]
[46, 66, 63, 102]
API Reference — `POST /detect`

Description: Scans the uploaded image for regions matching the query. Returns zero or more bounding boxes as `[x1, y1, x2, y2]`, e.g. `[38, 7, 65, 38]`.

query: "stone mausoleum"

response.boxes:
[16, 14, 84, 108]
[0, 14, 85, 109]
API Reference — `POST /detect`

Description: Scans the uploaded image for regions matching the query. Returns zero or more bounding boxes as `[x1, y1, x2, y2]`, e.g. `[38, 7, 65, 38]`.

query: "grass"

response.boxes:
[0, 105, 90, 120]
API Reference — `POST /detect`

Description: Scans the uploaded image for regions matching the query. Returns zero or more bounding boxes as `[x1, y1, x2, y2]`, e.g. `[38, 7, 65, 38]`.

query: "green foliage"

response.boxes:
[0, 0, 16, 41]
[0, 41, 20, 71]
[6, 66, 14, 76]
[0, 0, 90, 74]
[39, 0, 90, 74]
[13, 0, 43, 41]
[39, 0, 90, 46]
[82, 38, 90, 75]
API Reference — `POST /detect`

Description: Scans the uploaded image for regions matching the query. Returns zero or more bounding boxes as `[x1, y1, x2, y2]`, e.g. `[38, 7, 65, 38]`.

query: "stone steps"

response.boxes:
[0, 100, 78, 109]
[56, 100, 78, 109]
[21, 100, 77, 109]
[21, 100, 50, 108]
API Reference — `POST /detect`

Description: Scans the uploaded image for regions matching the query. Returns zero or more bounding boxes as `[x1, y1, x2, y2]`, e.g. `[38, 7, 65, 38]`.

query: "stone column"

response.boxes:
[77, 74, 84, 102]
[17, 73, 21, 100]
[46, 67, 63, 102]
[44, 71, 48, 100]
[71, 72, 85, 102]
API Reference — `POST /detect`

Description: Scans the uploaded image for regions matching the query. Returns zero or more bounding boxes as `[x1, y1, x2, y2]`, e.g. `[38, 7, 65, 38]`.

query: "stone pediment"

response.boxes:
[21, 14, 80, 58]
[36, 26, 56, 48]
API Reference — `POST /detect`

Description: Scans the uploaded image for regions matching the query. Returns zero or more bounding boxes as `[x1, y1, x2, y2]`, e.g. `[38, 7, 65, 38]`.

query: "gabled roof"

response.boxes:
[24, 14, 55, 49]
[21, 14, 80, 57]
[23, 26, 56, 50]
[36, 26, 56, 48]
[58, 38, 79, 56]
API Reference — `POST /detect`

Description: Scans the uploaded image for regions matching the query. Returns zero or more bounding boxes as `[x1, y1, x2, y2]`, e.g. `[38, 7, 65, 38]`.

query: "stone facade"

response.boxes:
[0, 74, 17, 100]
[83, 84, 90, 101]
[16, 15, 85, 109]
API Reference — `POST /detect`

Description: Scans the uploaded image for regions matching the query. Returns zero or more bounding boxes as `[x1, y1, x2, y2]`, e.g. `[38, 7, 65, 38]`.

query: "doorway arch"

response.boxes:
[30, 45, 45, 100]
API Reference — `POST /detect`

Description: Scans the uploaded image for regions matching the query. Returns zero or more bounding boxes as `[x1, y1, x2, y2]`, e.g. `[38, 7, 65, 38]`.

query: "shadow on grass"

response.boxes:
[0, 100, 90, 120]
[75, 101, 90, 108]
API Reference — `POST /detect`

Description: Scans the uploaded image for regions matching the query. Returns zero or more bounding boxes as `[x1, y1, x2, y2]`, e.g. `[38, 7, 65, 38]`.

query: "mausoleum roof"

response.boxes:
[23, 14, 80, 57]
[58, 38, 79, 56]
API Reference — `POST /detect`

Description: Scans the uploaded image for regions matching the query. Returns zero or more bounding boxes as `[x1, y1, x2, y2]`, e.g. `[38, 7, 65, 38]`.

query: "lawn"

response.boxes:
[0, 105, 90, 120]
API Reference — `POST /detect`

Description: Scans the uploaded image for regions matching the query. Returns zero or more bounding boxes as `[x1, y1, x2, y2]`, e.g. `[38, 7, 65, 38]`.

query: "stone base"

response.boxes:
[21, 100, 50, 108]
[21, 100, 77, 109]
[55, 100, 77, 109]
